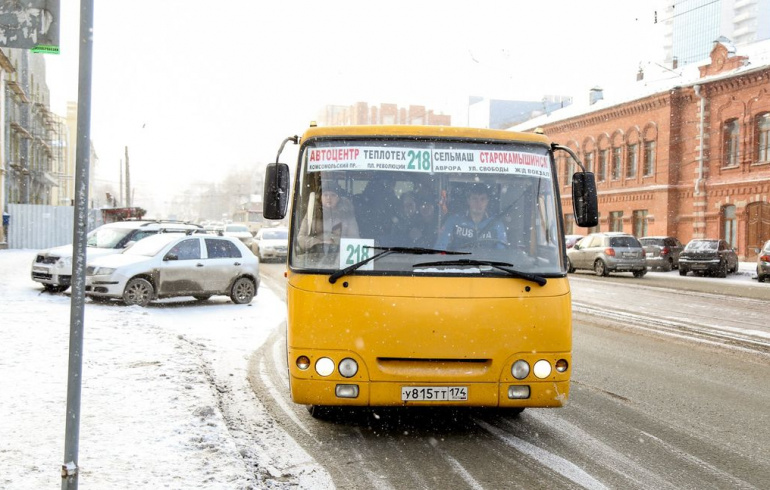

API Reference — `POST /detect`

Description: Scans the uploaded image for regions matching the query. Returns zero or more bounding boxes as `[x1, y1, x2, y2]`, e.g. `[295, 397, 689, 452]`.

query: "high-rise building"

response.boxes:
[662, 0, 770, 67]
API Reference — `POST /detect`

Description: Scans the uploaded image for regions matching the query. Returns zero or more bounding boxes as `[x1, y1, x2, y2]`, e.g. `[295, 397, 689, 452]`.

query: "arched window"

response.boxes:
[723, 205, 737, 248]
[756, 113, 770, 163]
[723, 119, 740, 167]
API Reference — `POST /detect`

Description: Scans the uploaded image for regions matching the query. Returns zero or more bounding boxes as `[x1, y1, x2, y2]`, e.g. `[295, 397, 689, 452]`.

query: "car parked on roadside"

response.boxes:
[566, 232, 647, 277]
[639, 236, 684, 271]
[85, 233, 259, 307]
[252, 226, 289, 261]
[565, 234, 584, 249]
[755, 239, 770, 283]
[31, 220, 203, 293]
[678, 239, 739, 278]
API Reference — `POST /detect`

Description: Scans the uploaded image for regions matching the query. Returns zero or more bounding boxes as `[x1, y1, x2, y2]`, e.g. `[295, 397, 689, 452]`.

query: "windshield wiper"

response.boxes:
[412, 259, 547, 287]
[328, 246, 469, 284]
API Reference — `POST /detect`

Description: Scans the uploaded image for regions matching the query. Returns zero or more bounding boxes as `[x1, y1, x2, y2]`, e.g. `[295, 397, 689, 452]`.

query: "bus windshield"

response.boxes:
[289, 139, 564, 276]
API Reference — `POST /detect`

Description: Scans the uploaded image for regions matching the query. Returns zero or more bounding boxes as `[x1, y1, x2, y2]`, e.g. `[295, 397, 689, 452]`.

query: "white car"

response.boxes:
[85, 233, 259, 307]
[221, 223, 254, 247]
[31, 220, 203, 293]
[253, 227, 289, 261]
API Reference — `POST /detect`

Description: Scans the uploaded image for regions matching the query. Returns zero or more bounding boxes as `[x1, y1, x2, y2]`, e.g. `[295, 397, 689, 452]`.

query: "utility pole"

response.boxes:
[119, 158, 123, 207]
[124, 146, 131, 208]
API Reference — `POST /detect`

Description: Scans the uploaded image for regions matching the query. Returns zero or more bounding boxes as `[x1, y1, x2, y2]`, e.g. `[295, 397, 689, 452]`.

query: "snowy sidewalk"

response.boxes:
[0, 249, 327, 489]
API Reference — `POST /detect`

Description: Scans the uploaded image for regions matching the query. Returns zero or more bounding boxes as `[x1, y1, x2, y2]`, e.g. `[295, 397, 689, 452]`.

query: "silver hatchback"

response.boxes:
[567, 232, 647, 277]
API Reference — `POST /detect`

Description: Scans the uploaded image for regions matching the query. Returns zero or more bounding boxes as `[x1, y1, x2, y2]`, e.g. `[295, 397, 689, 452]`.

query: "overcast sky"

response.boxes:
[44, 1, 662, 213]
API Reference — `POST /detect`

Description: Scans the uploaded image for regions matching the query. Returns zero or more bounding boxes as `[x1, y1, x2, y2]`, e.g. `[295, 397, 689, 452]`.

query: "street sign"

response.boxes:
[0, 0, 60, 52]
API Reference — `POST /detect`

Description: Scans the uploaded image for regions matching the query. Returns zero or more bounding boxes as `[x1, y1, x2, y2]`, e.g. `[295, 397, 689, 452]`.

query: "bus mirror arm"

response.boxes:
[552, 144, 598, 228]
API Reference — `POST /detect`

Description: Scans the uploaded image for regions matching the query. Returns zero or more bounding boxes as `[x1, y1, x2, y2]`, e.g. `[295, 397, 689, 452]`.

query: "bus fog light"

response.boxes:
[335, 384, 359, 398]
[533, 360, 552, 379]
[511, 360, 530, 380]
[555, 359, 569, 373]
[315, 357, 335, 377]
[508, 385, 530, 399]
[338, 358, 358, 378]
[296, 356, 310, 370]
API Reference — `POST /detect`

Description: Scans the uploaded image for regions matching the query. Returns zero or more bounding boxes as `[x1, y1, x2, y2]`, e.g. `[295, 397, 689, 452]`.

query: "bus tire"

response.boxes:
[307, 405, 337, 420]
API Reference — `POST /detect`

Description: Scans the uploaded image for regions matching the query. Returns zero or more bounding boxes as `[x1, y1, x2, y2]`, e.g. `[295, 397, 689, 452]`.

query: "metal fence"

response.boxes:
[6, 204, 102, 250]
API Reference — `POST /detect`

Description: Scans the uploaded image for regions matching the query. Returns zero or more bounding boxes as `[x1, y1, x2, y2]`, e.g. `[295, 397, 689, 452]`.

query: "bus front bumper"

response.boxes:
[289, 378, 569, 408]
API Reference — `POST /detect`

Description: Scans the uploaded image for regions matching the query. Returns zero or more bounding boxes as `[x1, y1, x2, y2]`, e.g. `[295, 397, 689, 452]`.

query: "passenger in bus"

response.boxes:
[393, 192, 439, 248]
[434, 183, 508, 251]
[297, 181, 359, 252]
[354, 175, 401, 241]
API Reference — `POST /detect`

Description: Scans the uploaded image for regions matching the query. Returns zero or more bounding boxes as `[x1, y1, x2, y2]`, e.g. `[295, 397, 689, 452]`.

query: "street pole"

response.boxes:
[62, 0, 94, 488]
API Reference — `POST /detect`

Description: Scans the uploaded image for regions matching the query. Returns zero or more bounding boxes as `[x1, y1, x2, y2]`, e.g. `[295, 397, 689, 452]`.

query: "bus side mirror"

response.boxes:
[572, 172, 598, 228]
[263, 163, 290, 220]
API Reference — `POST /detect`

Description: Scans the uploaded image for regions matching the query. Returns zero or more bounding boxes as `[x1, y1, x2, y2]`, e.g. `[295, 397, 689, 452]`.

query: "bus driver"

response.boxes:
[434, 183, 507, 251]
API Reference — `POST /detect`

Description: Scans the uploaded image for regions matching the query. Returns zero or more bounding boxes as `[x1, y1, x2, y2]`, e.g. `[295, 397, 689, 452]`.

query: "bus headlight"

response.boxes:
[296, 356, 310, 370]
[511, 360, 530, 380]
[533, 360, 552, 379]
[555, 359, 569, 373]
[315, 357, 335, 377]
[338, 358, 358, 378]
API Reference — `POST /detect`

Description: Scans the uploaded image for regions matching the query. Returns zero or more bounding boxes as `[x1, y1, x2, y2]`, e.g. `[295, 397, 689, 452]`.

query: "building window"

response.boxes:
[611, 147, 622, 180]
[626, 144, 638, 179]
[643, 140, 656, 176]
[609, 211, 623, 232]
[632, 210, 648, 237]
[598, 149, 608, 182]
[723, 205, 737, 248]
[564, 213, 574, 235]
[562, 155, 574, 186]
[584, 151, 594, 174]
[757, 113, 770, 163]
[723, 119, 740, 167]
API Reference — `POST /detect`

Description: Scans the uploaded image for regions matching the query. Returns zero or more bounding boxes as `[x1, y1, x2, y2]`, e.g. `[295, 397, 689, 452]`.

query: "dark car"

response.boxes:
[639, 236, 684, 271]
[678, 239, 739, 278]
[757, 239, 770, 283]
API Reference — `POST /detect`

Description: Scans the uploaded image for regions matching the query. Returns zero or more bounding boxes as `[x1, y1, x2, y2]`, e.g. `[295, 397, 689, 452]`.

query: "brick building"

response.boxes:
[516, 38, 770, 260]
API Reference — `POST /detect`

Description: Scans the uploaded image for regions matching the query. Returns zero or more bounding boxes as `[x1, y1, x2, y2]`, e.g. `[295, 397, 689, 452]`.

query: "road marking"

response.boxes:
[475, 419, 609, 490]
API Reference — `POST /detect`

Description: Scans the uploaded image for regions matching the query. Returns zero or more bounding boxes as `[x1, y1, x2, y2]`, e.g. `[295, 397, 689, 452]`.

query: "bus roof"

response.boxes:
[300, 125, 552, 145]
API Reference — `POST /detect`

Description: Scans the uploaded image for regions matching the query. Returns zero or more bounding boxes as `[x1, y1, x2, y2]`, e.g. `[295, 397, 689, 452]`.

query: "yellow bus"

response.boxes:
[263, 124, 597, 418]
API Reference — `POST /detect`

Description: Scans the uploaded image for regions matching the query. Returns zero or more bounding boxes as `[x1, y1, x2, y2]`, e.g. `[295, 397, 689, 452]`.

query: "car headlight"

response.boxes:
[92, 267, 116, 276]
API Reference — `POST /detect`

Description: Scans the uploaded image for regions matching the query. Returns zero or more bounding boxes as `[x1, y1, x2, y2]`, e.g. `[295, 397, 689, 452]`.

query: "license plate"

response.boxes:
[691, 264, 707, 269]
[401, 386, 468, 401]
[645, 252, 653, 258]
[623, 252, 636, 258]
[33, 266, 48, 273]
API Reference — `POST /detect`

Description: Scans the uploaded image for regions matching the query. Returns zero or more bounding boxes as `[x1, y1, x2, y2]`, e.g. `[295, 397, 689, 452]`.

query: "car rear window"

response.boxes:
[685, 240, 717, 251]
[610, 236, 640, 248]
[639, 238, 664, 246]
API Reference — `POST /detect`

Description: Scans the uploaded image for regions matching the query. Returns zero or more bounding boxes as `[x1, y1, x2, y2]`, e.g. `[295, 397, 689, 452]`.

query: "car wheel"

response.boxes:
[664, 259, 674, 272]
[717, 261, 728, 278]
[759, 273, 767, 283]
[594, 259, 608, 277]
[679, 267, 688, 276]
[123, 278, 154, 307]
[633, 269, 647, 278]
[566, 258, 575, 274]
[193, 294, 212, 301]
[230, 277, 256, 304]
[43, 284, 70, 293]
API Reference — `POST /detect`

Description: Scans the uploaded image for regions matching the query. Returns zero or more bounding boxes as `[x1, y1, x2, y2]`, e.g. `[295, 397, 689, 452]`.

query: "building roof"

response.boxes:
[511, 38, 770, 132]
